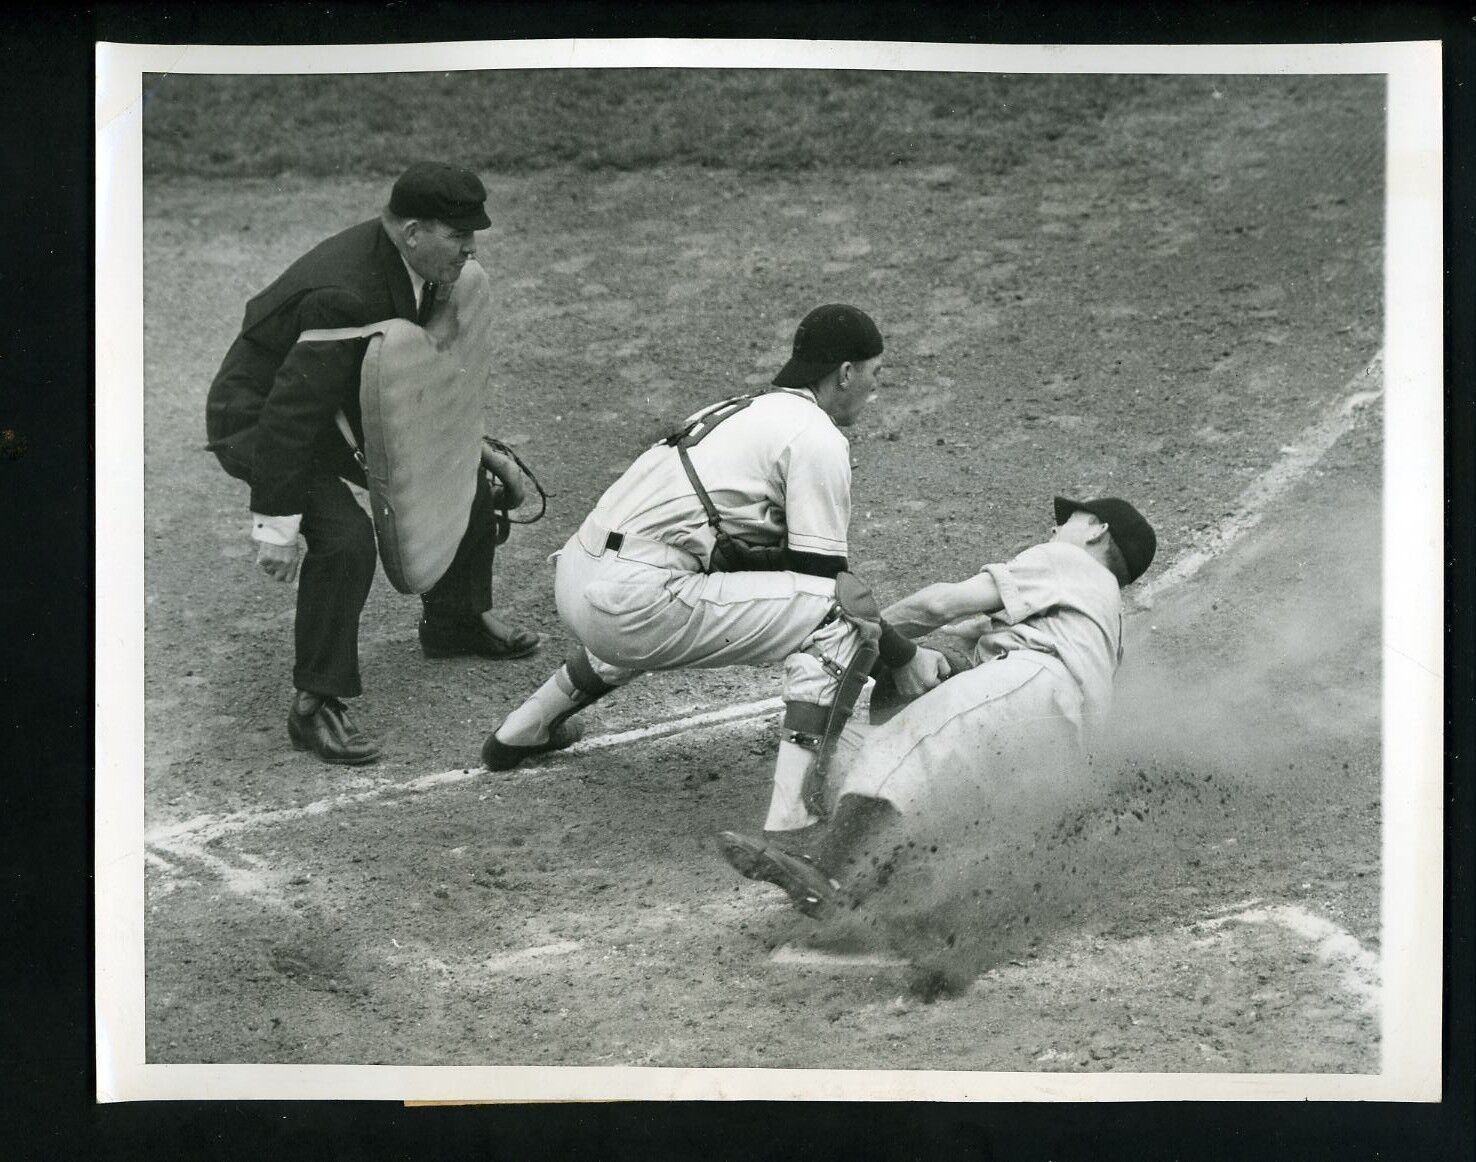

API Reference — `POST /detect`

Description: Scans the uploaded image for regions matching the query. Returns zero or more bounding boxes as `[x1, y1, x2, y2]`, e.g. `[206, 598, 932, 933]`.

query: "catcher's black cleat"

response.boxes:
[480, 717, 584, 771]
[716, 830, 844, 921]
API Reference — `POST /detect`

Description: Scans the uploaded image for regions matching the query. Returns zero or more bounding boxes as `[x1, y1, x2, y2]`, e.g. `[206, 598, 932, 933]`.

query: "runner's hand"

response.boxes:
[893, 646, 951, 699]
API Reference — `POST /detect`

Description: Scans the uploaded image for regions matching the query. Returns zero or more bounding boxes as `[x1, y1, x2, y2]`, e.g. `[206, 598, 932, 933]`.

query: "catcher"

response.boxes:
[205, 162, 538, 766]
[480, 304, 951, 837]
[717, 495, 1157, 919]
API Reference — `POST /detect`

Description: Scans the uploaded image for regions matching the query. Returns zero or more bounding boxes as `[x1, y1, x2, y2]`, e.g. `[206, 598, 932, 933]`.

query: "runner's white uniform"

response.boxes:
[838, 541, 1123, 815]
[554, 388, 865, 708]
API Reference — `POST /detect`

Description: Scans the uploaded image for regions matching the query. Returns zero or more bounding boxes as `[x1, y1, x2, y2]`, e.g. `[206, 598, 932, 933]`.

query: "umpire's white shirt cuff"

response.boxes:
[251, 512, 302, 546]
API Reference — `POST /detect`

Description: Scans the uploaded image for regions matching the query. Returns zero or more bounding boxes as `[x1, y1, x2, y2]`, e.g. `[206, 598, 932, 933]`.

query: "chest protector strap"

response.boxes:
[660, 389, 815, 573]
[661, 394, 758, 546]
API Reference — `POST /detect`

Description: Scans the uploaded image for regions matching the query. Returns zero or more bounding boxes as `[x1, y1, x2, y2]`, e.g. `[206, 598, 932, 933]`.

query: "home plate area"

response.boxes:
[143, 699, 1381, 1075]
[142, 381, 1385, 1070]
[763, 899, 1378, 1073]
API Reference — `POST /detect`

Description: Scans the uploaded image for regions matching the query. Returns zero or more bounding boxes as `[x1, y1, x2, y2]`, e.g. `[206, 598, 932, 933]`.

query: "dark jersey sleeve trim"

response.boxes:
[877, 620, 919, 668]
[783, 549, 849, 579]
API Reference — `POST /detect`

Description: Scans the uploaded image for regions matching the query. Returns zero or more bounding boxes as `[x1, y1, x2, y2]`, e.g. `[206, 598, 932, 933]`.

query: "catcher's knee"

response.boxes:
[794, 571, 880, 676]
[832, 571, 882, 642]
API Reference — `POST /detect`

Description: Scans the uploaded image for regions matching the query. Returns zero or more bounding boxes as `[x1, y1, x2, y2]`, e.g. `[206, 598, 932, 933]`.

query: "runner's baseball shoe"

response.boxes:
[761, 823, 825, 858]
[716, 830, 845, 920]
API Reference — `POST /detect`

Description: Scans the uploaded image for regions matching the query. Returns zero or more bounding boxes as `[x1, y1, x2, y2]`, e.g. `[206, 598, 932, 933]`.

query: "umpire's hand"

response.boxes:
[256, 539, 302, 583]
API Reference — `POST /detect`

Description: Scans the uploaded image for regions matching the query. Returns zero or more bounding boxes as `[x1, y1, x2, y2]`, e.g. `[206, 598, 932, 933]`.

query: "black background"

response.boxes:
[3, 2, 1470, 1158]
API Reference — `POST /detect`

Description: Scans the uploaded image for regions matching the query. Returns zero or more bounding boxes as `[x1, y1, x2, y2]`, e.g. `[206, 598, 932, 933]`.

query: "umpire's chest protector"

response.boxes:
[303, 260, 495, 594]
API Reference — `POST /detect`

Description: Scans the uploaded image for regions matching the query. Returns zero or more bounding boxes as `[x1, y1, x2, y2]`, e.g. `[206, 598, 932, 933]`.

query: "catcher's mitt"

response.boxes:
[482, 437, 551, 545]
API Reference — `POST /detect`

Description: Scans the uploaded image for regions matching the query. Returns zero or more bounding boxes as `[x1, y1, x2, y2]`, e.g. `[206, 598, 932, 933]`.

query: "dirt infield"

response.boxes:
[141, 75, 1383, 1071]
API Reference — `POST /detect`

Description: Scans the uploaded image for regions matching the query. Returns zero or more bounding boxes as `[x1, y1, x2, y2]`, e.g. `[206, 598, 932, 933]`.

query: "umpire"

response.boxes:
[205, 161, 538, 766]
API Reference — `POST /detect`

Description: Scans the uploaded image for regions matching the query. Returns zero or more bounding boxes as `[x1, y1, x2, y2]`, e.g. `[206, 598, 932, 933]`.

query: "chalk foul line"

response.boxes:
[1131, 350, 1382, 609]
[567, 697, 782, 753]
[147, 349, 1380, 867]
[146, 698, 783, 860]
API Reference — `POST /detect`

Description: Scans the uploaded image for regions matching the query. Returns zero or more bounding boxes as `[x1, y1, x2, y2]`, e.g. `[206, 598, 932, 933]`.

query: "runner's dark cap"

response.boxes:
[389, 161, 491, 231]
[772, 304, 884, 388]
[1053, 496, 1157, 583]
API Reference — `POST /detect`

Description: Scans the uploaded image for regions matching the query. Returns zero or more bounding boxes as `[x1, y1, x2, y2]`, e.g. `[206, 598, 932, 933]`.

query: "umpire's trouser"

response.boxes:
[219, 451, 499, 699]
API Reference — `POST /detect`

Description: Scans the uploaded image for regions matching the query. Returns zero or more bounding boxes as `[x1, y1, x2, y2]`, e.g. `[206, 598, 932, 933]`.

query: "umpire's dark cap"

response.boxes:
[772, 304, 884, 388]
[389, 161, 491, 231]
[1053, 496, 1157, 583]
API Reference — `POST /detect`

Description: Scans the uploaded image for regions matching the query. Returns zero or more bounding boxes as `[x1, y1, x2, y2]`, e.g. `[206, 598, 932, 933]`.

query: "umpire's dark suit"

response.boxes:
[207, 218, 498, 698]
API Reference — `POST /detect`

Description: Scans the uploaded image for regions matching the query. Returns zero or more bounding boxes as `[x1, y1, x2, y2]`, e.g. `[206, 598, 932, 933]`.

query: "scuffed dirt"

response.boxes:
[141, 77, 1384, 1072]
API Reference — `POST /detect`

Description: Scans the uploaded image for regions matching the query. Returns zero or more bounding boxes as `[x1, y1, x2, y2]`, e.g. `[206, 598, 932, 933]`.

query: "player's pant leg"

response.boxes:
[624, 569, 880, 831]
[422, 470, 496, 619]
[814, 793, 906, 903]
[575, 646, 639, 689]
[607, 568, 880, 830]
[755, 611, 873, 830]
[293, 472, 377, 698]
[550, 554, 873, 815]
[491, 544, 645, 748]
[841, 654, 1086, 820]
[623, 568, 843, 670]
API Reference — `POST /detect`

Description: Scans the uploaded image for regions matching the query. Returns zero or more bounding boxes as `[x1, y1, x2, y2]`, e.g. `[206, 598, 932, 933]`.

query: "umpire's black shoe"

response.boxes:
[480, 717, 585, 771]
[717, 831, 845, 921]
[418, 613, 540, 660]
[287, 691, 382, 765]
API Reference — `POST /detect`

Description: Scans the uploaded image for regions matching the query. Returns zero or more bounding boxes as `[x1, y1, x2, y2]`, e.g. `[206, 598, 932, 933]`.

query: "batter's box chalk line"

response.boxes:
[1194, 903, 1381, 1015]
[1132, 348, 1382, 610]
[144, 348, 1381, 869]
[769, 945, 911, 970]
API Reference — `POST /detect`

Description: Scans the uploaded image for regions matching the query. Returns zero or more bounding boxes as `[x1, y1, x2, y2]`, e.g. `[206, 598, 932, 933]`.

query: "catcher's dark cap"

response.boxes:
[389, 161, 491, 231]
[772, 304, 884, 388]
[1053, 496, 1157, 583]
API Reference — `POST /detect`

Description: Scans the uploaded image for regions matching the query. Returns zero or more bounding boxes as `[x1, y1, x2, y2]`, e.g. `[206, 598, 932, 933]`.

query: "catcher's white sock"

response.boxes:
[764, 738, 821, 832]
[495, 669, 581, 746]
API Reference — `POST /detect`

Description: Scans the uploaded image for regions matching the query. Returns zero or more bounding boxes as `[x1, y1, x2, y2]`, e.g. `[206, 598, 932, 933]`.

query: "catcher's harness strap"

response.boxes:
[659, 387, 817, 572]
[663, 394, 758, 549]
[295, 321, 551, 531]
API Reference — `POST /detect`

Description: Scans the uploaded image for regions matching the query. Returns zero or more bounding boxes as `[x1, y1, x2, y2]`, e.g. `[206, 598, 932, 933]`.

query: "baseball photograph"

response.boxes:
[95, 38, 1442, 1102]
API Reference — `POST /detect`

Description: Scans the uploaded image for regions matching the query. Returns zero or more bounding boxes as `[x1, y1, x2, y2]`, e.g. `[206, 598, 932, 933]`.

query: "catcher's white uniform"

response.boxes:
[555, 388, 864, 706]
[489, 386, 889, 830]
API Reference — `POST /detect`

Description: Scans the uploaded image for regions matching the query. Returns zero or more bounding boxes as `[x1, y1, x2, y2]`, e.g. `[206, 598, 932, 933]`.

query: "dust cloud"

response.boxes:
[823, 490, 1382, 1001]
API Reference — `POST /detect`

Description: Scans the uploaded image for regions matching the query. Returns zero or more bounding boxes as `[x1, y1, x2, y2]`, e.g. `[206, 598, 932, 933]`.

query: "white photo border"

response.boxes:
[95, 37, 1444, 1103]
